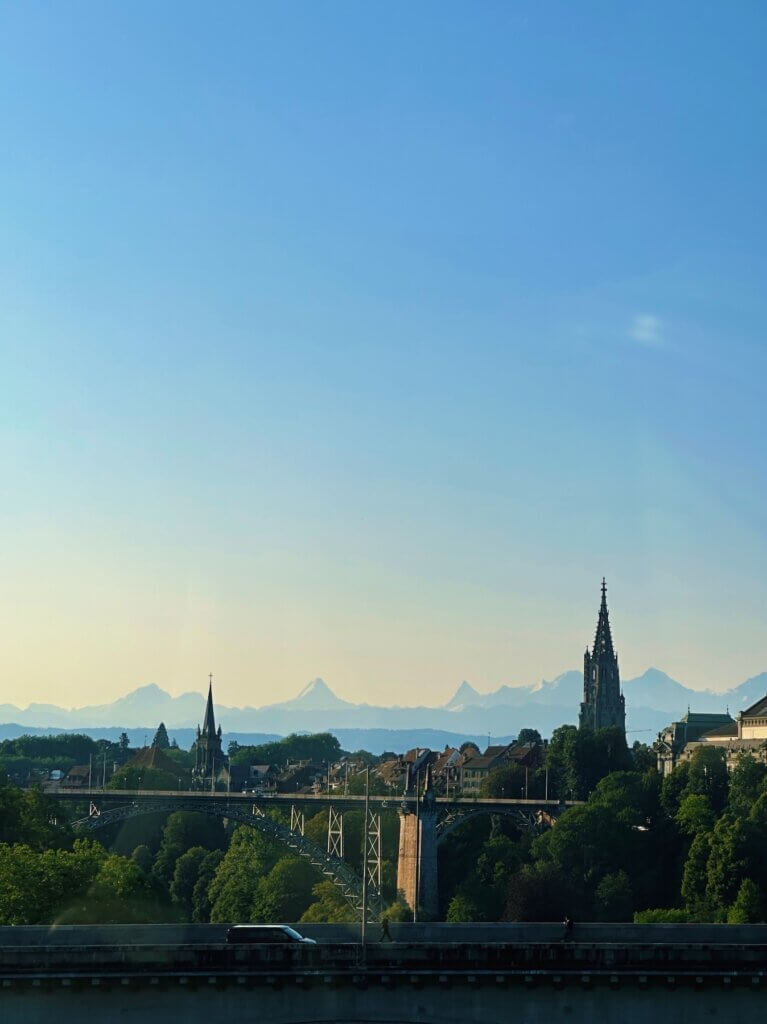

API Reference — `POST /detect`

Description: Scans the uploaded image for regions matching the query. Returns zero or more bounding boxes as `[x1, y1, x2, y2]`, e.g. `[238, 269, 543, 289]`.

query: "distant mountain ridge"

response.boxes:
[1, 668, 764, 744]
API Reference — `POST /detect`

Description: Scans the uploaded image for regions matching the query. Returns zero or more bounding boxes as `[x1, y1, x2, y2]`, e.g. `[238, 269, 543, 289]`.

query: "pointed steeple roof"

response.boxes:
[202, 673, 217, 738]
[592, 578, 615, 659]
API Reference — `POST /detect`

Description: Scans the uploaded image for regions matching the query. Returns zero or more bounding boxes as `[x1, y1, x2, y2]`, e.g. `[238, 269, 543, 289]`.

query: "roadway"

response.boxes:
[2, 924, 765, 1024]
[48, 788, 579, 813]
[3, 921, 767, 945]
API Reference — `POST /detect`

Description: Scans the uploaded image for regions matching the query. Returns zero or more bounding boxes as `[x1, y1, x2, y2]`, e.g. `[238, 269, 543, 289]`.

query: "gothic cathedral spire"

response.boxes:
[193, 673, 226, 786]
[579, 579, 626, 734]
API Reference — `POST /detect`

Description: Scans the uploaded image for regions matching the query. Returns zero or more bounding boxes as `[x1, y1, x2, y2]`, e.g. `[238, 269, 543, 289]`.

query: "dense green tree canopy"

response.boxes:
[152, 723, 170, 750]
[230, 733, 341, 768]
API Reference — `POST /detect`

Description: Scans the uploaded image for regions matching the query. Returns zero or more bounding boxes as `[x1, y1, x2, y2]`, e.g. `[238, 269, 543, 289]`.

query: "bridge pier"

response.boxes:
[397, 804, 438, 918]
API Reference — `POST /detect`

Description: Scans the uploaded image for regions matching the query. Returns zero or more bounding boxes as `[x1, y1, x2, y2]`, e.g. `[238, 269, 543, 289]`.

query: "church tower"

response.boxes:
[193, 675, 225, 785]
[579, 579, 626, 734]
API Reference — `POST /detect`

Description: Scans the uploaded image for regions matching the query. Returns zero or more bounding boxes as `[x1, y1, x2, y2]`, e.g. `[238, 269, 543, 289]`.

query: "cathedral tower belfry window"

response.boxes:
[579, 579, 626, 734]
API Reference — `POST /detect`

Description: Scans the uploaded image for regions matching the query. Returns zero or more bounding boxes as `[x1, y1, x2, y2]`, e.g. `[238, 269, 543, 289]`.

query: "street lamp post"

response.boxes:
[361, 767, 370, 948]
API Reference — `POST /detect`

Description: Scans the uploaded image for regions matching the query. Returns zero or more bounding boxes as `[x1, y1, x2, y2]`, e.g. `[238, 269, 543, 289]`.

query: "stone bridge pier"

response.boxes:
[396, 802, 438, 918]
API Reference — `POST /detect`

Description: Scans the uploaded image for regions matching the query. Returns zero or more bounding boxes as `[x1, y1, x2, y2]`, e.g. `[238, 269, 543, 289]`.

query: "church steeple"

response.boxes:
[592, 578, 615, 659]
[202, 673, 217, 738]
[193, 673, 226, 787]
[579, 579, 625, 735]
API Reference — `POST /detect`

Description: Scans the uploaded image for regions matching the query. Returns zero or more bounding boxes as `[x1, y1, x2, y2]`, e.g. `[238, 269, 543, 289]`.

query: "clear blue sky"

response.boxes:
[1, 1, 765, 708]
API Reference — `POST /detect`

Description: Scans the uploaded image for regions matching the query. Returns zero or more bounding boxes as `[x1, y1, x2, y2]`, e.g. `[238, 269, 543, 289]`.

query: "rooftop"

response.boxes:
[741, 694, 767, 718]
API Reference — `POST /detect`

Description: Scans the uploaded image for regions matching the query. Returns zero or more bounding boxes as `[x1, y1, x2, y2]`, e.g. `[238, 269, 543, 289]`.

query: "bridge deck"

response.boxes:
[49, 788, 580, 812]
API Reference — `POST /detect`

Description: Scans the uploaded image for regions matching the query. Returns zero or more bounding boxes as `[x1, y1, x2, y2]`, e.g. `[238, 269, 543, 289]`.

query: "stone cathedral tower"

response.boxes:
[579, 579, 626, 734]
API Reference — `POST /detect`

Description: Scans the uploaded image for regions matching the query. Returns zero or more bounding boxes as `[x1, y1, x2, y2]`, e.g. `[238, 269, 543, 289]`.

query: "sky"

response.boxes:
[1, 1, 766, 710]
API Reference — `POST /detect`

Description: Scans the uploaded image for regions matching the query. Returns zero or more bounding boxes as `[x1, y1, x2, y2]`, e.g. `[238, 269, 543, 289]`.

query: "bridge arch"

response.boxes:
[435, 805, 559, 844]
[71, 798, 380, 921]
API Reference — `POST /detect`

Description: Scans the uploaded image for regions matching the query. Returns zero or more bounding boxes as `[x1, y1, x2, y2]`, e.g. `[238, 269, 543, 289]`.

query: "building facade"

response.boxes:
[737, 695, 767, 739]
[579, 579, 626, 734]
[654, 710, 735, 775]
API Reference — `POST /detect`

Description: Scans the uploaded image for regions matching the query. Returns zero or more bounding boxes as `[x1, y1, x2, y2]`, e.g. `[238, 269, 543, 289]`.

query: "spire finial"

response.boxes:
[601, 577, 607, 601]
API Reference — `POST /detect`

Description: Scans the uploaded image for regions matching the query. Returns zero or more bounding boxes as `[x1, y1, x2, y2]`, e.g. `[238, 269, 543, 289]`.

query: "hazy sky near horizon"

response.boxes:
[1, 2, 766, 710]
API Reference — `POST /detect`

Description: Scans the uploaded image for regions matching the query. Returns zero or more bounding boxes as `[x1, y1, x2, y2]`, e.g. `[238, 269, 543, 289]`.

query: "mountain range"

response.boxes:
[1, 669, 765, 753]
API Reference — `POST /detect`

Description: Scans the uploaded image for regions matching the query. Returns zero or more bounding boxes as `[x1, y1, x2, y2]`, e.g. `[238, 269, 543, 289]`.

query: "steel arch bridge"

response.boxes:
[435, 805, 560, 843]
[71, 798, 382, 922]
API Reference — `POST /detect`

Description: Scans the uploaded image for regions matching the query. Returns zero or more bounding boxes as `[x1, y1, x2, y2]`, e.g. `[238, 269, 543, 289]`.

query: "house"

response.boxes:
[244, 764, 279, 793]
[61, 765, 91, 788]
[459, 740, 545, 796]
[432, 747, 463, 795]
[372, 748, 434, 794]
[460, 745, 514, 795]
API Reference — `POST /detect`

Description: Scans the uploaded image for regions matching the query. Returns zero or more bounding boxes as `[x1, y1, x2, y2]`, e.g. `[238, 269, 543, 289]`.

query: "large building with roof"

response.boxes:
[736, 695, 767, 740]
[655, 695, 767, 774]
[654, 710, 735, 775]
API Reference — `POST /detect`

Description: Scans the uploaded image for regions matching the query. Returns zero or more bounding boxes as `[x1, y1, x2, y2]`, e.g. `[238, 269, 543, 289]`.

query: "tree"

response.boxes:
[686, 746, 728, 813]
[676, 794, 716, 837]
[517, 729, 542, 745]
[230, 733, 341, 768]
[131, 844, 153, 874]
[251, 857, 319, 922]
[590, 771, 660, 829]
[660, 761, 690, 818]
[705, 816, 764, 912]
[191, 849, 224, 922]
[170, 846, 209, 917]
[447, 890, 483, 922]
[0, 775, 68, 849]
[208, 827, 278, 923]
[480, 763, 526, 799]
[345, 771, 388, 796]
[107, 764, 180, 791]
[532, 804, 637, 892]
[152, 723, 170, 750]
[301, 881, 357, 923]
[681, 831, 713, 916]
[728, 754, 767, 817]
[634, 908, 688, 923]
[505, 863, 573, 922]
[545, 725, 631, 801]
[727, 878, 764, 924]
[594, 870, 633, 921]
[631, 742, 657, 773]
[152, 812, 226, 886]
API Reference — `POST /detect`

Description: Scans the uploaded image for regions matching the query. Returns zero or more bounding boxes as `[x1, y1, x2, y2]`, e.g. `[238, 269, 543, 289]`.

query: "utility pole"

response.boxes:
[545, 766, 549, 801]
[413, 769, 421, 923]
[525, 765, 529, 799]
[88, 755, 92, 791]
[361, 767, 370, 947]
